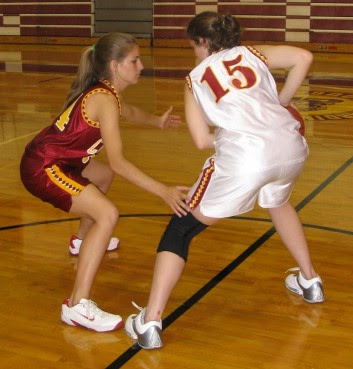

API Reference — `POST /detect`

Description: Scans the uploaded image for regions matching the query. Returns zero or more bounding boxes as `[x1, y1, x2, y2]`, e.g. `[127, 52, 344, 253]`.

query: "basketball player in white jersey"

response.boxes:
[125, 11, 325, 349]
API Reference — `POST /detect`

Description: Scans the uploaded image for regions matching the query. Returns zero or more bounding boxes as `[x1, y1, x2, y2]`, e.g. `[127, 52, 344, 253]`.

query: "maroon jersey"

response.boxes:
[20, 80, 121, 212]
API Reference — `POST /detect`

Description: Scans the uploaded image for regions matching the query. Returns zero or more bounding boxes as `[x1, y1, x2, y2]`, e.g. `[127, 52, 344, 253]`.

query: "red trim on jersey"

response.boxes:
[246, 46, 268, 66]
[81, 88, 111, 128]
[188, 158, 215, 209]
[79, 80, 122, 128]
[185, 74, 193, 94]
[101, 80, 122, 116]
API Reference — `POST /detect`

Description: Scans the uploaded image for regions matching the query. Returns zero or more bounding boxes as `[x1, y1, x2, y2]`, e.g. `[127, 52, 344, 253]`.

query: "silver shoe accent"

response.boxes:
[125, 302, 163, 349]
[285, 267, 325, 303]
[133, 316, 162, 349]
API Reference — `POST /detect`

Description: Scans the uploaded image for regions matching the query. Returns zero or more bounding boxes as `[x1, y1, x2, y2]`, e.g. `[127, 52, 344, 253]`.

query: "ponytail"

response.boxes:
[61, 32, 137, 112]
[62, 46, 98, 111]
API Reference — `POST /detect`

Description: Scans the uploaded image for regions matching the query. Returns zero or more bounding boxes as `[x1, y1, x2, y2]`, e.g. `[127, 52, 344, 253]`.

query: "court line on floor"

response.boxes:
[106, 154, 353, 369]
[1, 214, 352, 236]
[0, 130, 41, 146]
[11, 63, 353, 86]
[0, 157, 351, 366]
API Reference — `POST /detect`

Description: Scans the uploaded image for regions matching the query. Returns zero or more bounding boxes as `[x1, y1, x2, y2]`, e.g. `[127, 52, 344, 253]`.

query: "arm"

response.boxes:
[184, 84, 214, 150]
[254, 45, 313, 107]
[89, 93, 190, 216]
[121, 101, 181, 130]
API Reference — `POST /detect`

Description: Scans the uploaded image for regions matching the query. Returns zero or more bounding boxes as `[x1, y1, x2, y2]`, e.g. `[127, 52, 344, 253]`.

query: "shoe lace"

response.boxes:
[86, 300, 109, 319]
[131, 301, 143, 312]
[285, 267, 300, 273]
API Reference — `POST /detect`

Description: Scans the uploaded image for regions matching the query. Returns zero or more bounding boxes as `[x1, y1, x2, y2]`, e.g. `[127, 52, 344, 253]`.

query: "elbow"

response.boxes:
[301, 49, 313, 67]
[290, 49, 313, 71]
[110, 163, 122, 176]
[109, 158, 125, 176]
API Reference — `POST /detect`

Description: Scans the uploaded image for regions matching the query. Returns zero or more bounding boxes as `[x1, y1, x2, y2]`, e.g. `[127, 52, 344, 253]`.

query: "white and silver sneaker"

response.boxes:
[69, 235, 120, 256]
[285, 267, 325, 303]
[61, 298, 123, 332]
[124, 302, 163, 349]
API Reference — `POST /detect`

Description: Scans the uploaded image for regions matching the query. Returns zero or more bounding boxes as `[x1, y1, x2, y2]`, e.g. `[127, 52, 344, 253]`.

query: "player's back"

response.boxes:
[188, 46, 308, 173]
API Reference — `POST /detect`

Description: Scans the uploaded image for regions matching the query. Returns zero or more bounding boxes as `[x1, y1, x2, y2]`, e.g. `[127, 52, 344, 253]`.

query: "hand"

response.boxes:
[161, 186, 191, 217]
[158, 106, 182, 130]
[285, 103, 305, 136]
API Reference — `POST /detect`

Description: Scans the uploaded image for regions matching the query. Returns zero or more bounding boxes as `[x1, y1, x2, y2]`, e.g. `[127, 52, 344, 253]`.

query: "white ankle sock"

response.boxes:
[299, 272, 320, 288]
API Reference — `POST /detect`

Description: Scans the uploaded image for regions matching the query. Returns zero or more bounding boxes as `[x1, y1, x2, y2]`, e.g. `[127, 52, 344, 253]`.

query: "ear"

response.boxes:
[198, 37, 208, 47]
[109, 59, 119, 74]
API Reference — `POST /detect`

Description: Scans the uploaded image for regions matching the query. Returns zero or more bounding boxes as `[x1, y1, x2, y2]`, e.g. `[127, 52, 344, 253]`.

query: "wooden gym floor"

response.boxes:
[0, 42, 352, 369]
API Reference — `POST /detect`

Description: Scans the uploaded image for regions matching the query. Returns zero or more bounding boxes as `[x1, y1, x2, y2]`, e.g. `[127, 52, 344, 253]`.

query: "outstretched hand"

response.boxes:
[161, 186, 191, 217]
[158, 106, 182, 130]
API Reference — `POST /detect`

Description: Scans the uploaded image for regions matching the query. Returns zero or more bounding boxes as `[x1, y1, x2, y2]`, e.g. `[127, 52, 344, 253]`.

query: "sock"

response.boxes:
[299, 272, 320, 288]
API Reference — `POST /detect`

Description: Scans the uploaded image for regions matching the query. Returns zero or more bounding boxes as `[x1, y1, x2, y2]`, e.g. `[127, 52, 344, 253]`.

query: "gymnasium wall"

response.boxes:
[153, 0, 353, 45]
[0, 0, 94, 37]
[0, 0, 352, 47]
[95, 0, 152, 38]
[0, 0, 152, 39]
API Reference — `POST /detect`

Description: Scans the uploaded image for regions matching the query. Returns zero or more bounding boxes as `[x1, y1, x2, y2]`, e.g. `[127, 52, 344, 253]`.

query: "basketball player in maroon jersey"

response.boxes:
[20, 32, 190, 332]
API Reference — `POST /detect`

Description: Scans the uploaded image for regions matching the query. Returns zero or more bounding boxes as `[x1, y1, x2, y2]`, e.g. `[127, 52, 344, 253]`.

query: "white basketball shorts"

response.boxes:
[187, 158, 305, 218]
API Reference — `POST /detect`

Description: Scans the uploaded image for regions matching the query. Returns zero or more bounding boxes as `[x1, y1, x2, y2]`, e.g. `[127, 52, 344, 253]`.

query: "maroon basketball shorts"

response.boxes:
[20, 156, 90, 212]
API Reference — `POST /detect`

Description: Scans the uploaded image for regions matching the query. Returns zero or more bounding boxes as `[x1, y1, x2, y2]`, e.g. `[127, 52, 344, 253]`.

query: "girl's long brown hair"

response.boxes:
[187, 12, 242, 54]
[62, 32, 137, 112]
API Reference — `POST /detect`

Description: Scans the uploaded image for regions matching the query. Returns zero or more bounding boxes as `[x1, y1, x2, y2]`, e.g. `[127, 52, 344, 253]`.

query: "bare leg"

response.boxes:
[144, 201, 317, 323]
[75, 160, 114, 239]
[69, 184, 119, 305]
[145, 206, 218, 322]
[75, 215, 95, 240]
[268, 201, 316, 279]
[145, 251, 185, 321]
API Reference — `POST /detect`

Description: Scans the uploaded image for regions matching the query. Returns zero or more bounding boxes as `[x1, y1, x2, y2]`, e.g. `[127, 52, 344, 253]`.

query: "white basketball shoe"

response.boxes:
[285, 267, 325, 303]
[69, 235, 120, 256]
[61, 298, 123, 332]
[124, 302, 163, 349]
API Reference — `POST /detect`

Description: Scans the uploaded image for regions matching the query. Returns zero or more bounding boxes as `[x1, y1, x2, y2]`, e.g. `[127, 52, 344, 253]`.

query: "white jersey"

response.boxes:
[186, 46, 309, 217]
[186, 46, 308, 175]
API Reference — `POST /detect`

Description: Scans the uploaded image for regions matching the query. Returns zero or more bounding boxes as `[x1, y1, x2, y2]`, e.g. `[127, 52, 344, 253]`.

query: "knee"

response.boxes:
[157, 213, 208, 262]
[97, 204, 119, 230]
[108, 206, 119, 227]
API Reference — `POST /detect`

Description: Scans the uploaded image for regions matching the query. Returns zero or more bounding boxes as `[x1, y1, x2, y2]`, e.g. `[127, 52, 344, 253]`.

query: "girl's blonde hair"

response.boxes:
[62, 32, 137, 111]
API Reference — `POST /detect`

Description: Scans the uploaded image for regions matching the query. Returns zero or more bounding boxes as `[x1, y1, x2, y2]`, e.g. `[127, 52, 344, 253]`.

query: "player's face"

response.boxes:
[116, 45, 144, 86]
[190, 39, 210, 61]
